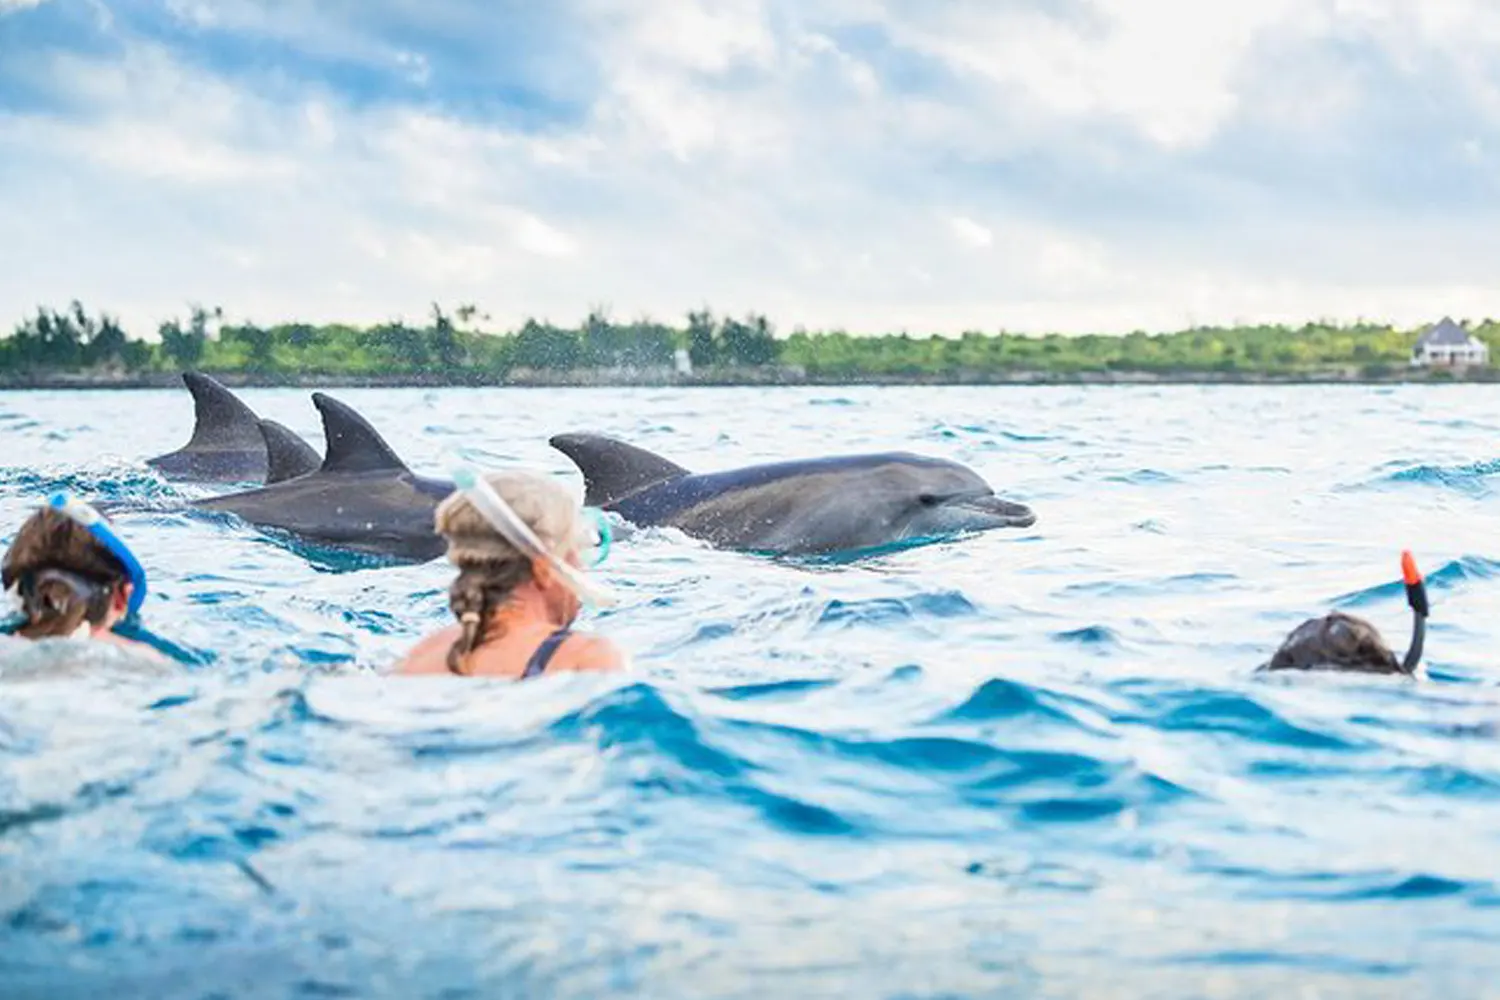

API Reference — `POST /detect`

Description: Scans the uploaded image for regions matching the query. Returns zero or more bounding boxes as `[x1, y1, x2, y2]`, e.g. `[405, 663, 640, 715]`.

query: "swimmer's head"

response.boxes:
[438, 470, 599, 572]
[2, 504, 135, 640]
[1263, 551, 1428, 676]
[434, 471, 601, 674]
[1264, 611, 1405, 674]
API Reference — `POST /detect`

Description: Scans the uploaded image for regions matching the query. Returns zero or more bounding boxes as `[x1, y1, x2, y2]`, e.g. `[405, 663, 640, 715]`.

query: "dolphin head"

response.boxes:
[803, 454, 1033, 552]
[890, 457, 1036, 541]
[904, 489, 1037, 537]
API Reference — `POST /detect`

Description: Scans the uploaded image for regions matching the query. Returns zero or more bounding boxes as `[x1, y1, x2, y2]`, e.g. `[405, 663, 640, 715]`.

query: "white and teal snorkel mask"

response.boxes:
[450, 469, 618, 609]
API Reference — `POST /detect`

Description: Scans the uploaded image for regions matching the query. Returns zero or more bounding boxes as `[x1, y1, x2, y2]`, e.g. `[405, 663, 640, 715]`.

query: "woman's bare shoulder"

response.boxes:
[395, 625, 461, 675]
[554, 631, 627, 673]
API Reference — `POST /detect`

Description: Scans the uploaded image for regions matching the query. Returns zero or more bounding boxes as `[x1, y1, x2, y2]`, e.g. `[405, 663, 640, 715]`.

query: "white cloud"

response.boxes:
[948, 215, 992, 249]
[3, 0, 1500, 336]
[592, 0, 776, 75]
[513, 213, 577, 257]
[858, 0, 1296, 149]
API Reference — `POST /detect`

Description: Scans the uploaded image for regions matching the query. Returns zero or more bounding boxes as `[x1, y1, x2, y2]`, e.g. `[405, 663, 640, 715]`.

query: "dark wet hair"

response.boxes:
[2, 507, 129, 640]
[1265, 611, 1404, 674]
[444, 560, 536, 675]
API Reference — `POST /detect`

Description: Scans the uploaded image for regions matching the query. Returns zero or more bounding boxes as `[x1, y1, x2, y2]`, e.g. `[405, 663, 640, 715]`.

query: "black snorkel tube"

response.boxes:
[1400, 550, 1428, 673]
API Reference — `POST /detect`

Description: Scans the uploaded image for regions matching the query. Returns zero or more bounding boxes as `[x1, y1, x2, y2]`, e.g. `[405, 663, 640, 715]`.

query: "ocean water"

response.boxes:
[3, 384, 1500, 999]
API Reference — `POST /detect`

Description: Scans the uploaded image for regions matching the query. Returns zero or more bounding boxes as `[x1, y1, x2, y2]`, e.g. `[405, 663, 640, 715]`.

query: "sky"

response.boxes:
[2, 0, 1500, 336]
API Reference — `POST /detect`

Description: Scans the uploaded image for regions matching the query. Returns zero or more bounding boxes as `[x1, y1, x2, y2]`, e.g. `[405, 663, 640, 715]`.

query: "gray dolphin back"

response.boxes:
[549, 433, 689, 505]
[146, 371, 268, 482]
[192, 393, 447, 562]
[180, 372, 263, 451]
[259, 419, 323, 484]
[313, 392, 410, 473]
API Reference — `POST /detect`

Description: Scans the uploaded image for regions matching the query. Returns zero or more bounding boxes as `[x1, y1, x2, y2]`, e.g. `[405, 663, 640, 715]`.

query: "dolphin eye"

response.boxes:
[918, 493, 941, 507]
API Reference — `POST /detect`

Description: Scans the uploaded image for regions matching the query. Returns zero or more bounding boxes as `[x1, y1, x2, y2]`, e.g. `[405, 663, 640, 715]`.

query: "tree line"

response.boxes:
[1, 301, 1495, 379]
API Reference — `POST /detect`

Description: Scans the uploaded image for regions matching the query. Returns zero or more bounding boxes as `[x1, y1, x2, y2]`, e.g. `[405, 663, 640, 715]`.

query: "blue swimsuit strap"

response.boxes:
[521, 628, 572, 679]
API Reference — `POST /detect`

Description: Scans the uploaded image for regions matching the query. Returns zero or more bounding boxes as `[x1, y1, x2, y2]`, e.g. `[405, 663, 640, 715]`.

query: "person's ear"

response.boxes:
[532, 557, 555, 591]
[112, 583, 131, 615]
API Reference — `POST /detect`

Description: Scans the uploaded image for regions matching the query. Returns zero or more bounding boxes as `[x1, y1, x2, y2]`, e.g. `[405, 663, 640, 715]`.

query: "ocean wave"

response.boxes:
[1102, 468, 1182, 485]
[941, 676, 1099, 725]
[1059, 572, 1241, 599]
[813, 591, 979, 630]
[5, 385, 1500, 994]
[1335, 555, 1500, 606]
[1111, 682, 1369, 751]
[1195, 856, 1492, 905]
[1382, 459, 1500, 494]
[1051, 624, 1124, 647]
[0, 463, 183, 507]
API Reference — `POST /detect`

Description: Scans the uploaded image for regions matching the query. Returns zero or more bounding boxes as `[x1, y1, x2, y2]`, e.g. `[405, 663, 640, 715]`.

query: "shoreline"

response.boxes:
[0, 367, 1496, 390]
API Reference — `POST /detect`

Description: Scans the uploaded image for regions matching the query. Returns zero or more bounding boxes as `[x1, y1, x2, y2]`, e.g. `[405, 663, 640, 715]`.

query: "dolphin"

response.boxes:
[146, 372, 274, 483]
[192, 393, 453, 561]
[549, 433, 1037, 556]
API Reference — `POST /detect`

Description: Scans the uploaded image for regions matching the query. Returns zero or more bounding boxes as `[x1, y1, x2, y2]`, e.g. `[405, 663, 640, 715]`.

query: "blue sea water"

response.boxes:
[3, 384, 1500, 999]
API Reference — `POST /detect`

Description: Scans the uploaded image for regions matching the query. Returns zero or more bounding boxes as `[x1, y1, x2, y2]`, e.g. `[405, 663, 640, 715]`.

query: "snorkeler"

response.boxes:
[1262, 551, 1428, 675]
[397, 469, 625, 678]
[1, 493, 166, 660]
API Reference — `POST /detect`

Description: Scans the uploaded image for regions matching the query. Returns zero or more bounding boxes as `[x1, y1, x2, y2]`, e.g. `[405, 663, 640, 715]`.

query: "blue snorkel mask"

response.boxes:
[46, 492, 149, 622]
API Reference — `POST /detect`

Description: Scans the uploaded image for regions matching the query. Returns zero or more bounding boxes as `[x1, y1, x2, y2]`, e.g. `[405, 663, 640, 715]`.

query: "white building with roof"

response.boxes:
[1411, 317, 1490, 367]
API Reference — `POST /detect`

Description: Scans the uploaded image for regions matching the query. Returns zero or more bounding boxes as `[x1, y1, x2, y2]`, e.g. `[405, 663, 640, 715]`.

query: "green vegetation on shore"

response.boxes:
[2, 301, 1497, 383]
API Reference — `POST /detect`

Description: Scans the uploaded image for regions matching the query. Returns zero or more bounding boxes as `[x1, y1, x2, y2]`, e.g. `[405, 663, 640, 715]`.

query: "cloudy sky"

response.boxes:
[2, 0, 1499, 336]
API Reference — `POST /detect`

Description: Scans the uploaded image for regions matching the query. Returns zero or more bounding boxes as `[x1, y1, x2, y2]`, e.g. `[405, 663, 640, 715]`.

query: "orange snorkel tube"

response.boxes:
[1400, 550, 1428, 673]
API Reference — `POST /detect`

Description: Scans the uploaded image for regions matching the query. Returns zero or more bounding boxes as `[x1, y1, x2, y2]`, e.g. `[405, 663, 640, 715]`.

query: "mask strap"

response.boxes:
[451, 469, 619, 609]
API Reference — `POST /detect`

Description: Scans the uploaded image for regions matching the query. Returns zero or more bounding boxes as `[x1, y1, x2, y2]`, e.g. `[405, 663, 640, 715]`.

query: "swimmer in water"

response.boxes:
[397, 469, 625, 679]
[1262, 551, 1429, 675]
[1, 494, 165, 660]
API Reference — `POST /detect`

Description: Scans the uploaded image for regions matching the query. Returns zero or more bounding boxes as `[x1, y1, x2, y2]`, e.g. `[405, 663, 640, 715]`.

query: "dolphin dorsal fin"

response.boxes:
[312, 393, 410, 474]
[183, 372, 262, 451]
[258, 419, 322, 484]
[549, 433, 689, 506]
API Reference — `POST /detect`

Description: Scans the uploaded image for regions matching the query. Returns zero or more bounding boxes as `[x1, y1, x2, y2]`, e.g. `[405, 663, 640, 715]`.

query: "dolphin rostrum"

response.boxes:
[146, 372, 275, 483]
[193, 393, 452, 561]
[549, 433, 1036, 556]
